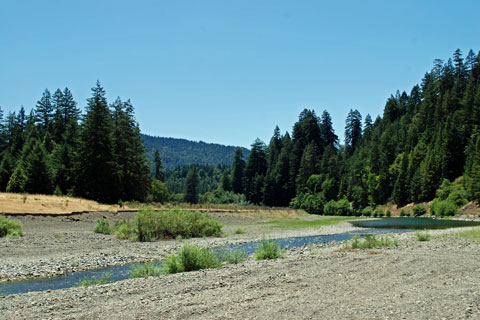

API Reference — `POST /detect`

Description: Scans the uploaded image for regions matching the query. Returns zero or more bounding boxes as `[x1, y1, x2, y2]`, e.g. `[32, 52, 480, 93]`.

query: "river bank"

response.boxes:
[0, 211, 359, 281]
[1, 228, 480, 319]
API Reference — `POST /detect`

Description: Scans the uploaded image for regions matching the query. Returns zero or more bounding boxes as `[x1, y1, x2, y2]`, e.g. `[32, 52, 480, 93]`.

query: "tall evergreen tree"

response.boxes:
[245, 138, 267, 204]
[75, 81, 119, 203]
[319, 110, 338, 149]
[153, 148, 165, 181]
[344, 109, 362, 155]
[35, 89, 54, 135]
[231, 147, 246, 194]
[184, 166, 199, 203]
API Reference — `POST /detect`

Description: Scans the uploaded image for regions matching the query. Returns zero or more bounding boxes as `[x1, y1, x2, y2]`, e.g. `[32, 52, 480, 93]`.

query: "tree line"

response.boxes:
[201, 49, 480, 213]
[0, 81, 160, 204]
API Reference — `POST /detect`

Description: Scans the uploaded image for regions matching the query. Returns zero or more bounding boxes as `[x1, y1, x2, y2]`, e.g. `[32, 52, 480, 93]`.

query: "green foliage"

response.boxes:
[148, 179, 169, 203]
[141, 134, 250, 170]
[184, 167, 199, 204]
[216, 249, 247, 264]
[346, 234, 398, 249]
[130, 261, 161, 278]
[415, 232, 431, 241]
[258, 216, 360, 229]
[456, 228, 480, 241]
[361, 207, 373, 217]
[115, 209, 222, 242]
[6, 164, 27, 193]
[412, 204, 427, 217]
[163, 243, 220, 274]
[0, 215, 23, 238]
[323, 199, 353, 216]
[254, 239, 283, 260]
[233, 228, 246, 234]
[75, 272, 112, 287]
[430, 199, 457, 217]
[93, 218, 112, 235]
[115, 219, 138, 241]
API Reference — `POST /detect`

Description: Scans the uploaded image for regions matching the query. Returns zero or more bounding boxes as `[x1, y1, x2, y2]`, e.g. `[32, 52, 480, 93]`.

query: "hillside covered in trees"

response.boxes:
[141, 134, 249, 170]
[1, 49, 479, 214]
[0, 82, 154, 204]
[219, 49, 480, 214]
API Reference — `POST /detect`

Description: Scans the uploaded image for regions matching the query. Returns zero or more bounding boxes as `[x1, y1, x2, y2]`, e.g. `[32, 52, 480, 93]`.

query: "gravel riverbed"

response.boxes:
[1, 212, 480, 319]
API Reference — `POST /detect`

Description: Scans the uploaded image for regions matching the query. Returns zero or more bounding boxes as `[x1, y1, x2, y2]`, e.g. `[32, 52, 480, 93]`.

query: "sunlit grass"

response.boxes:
[257, 216, 363, 229]
[456, 228, 480, 241]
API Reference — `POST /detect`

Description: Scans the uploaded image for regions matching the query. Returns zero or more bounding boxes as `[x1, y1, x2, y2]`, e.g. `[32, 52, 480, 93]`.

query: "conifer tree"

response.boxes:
[24, 140, 53, 194]
[153, 148, 165, 181]
[184, 166, 199, 203]
[231, 147, 245, 194]
[75, 81, 119, 203]
[35, 89, 54, 135]
[344, 109, 362, 155]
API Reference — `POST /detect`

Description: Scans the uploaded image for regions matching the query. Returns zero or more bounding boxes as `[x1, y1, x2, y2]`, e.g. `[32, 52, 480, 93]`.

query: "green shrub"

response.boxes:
[254, 239, 283, 260]
[346, 234, 397, 249]
[412, 204, 427, 217]
[323, 199, 353, 216]
[415, 232, 431, 241]
[76, 272, 112, 287]
[217, 249, 247, 264]
[361, 207, 373, 217]
[386, 209, 392, 217]
[114, 209, 223, 242]
[147, 179, 169, 203]
[399, 209, 406, 217]
[430, 199, 457, 217]
[233, 228, 246, 235]
[115, 219, 138, 240]
[374, 209, 385, 217]
[0, 215, 23, 238]
[163, 243, 220, 274]
[130, 261, 161, 278]
[93, 218, 112, 235]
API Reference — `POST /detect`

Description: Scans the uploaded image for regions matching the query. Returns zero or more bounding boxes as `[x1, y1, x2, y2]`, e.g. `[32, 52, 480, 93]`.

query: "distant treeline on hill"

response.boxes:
[140, 134, 250, 170]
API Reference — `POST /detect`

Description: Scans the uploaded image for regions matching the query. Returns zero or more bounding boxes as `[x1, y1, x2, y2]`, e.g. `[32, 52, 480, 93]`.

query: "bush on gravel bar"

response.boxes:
[114, 208, 223, 242]
[163, 243, 221, 274]
[0, 215, 23, 238]
[254, 238, 283, 260]
[93, 218, 112, 234]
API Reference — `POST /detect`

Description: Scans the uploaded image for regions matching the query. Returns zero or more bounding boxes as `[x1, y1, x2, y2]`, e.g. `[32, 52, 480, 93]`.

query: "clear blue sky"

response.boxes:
[1, 0, 479, 148]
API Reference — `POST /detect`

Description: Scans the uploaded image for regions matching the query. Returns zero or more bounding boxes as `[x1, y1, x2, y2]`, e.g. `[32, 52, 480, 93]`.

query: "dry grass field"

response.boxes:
[0, 193, 129, 215]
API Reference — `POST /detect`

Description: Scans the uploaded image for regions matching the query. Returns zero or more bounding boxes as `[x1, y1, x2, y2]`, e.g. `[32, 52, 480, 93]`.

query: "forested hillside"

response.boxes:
[227, 49, 480, 215]
[141, 134, 249, 170]
[0, 82, 152, 204]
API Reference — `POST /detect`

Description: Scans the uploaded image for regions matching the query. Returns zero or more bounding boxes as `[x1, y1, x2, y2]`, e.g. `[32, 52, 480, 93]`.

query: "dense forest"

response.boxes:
[0, 81, 158, 204]
[1, 49, 479, 215]
[214, 49, 480, 215]
[141, 134, 249, 170]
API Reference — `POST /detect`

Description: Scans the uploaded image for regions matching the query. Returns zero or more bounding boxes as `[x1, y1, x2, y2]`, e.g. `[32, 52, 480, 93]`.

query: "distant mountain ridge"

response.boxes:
[140, 133, 250, 170]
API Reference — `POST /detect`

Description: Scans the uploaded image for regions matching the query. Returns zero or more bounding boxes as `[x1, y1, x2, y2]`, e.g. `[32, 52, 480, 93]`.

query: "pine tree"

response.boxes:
[319, 110, 338, 149]
[75, 81, 120, 203]
[245, 138, 267, 203]
[231, 147, 245, 194]
[6, 162, 27, 193]
[0, 153, 15, 191]
[111, 98, 150, 201]
[24, 140, 53, 194]
[153, 148, 164, 181]
[295, 142, 321, 193]
[344, 109, 362, 155]
[184, 166, 199, 203]
[35, 89, 54, 135]
[220, 170, 232, 191]
[392, 152, 409, 205]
